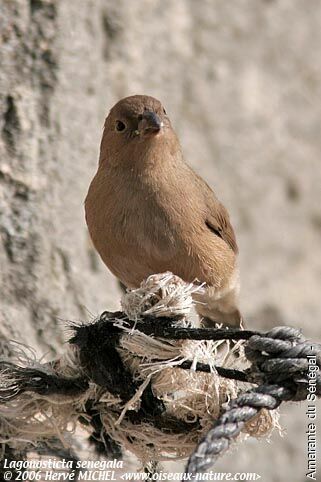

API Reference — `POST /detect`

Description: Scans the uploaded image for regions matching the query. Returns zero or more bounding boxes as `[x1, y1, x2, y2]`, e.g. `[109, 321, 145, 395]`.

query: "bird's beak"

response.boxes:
[138, 111, 163, 135]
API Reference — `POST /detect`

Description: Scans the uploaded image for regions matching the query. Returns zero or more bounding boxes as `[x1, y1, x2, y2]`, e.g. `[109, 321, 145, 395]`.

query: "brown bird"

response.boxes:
[85, 95, 242, 327]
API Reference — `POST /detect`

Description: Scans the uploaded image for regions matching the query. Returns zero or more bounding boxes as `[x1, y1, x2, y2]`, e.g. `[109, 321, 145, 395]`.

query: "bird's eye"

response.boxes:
[163, 108, 167, 115]
[115, 120, 126, 132]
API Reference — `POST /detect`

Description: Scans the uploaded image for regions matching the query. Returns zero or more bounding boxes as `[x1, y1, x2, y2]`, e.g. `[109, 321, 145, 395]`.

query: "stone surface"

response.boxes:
[0, 0, 320, 480]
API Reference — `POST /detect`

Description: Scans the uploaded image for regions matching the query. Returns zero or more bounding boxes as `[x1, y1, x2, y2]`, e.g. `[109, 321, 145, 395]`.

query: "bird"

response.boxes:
[85, 95, 242, 327]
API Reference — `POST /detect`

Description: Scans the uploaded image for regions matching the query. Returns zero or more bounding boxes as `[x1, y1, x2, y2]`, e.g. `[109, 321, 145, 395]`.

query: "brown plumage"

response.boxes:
[85, 95, 242, 326]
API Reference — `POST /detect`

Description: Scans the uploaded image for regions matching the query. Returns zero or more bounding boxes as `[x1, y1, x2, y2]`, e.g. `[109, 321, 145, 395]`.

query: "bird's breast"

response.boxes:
[85, 170, 182, 285]
[85, 165, 236, 289]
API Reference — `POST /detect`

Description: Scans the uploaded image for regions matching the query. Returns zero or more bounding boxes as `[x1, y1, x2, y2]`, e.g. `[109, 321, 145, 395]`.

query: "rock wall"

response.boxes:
[0, 1, 320, 480]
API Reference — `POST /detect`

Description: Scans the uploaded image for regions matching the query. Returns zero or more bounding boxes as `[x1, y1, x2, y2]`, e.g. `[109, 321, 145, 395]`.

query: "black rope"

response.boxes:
[99, 310, 261, 341]
[179, 361, 251, 383]
[0, 362, 88, 401]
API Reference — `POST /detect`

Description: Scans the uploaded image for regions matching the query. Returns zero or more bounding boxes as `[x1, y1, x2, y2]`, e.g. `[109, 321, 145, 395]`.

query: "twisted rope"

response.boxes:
[186, 326, 321, 476]
[1, 309, 320, 478]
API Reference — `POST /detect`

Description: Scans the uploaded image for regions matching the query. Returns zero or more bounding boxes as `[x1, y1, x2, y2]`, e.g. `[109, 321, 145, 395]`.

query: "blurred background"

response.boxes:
[0, 1, 320, 481]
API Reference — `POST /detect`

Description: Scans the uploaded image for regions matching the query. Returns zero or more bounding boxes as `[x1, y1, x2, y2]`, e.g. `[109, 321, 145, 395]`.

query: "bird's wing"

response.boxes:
[205, 198, 238, 254]
[190, 168, 238, 254]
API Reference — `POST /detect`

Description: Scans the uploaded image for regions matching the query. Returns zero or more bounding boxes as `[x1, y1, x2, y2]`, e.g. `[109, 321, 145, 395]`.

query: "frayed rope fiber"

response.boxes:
[0, 272, 320, 478]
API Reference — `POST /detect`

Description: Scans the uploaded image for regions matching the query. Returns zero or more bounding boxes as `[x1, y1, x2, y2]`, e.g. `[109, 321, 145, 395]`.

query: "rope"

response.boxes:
[185, 326, 321, 476]
[1, 310, 320, 478]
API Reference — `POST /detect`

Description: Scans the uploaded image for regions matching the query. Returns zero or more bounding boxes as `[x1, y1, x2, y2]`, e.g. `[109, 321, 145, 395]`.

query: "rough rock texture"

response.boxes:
[0, 0, 320, 480]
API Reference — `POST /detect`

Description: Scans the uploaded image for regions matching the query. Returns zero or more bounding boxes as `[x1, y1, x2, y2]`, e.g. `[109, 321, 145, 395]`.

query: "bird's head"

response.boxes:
[99, 95, 180, 167]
